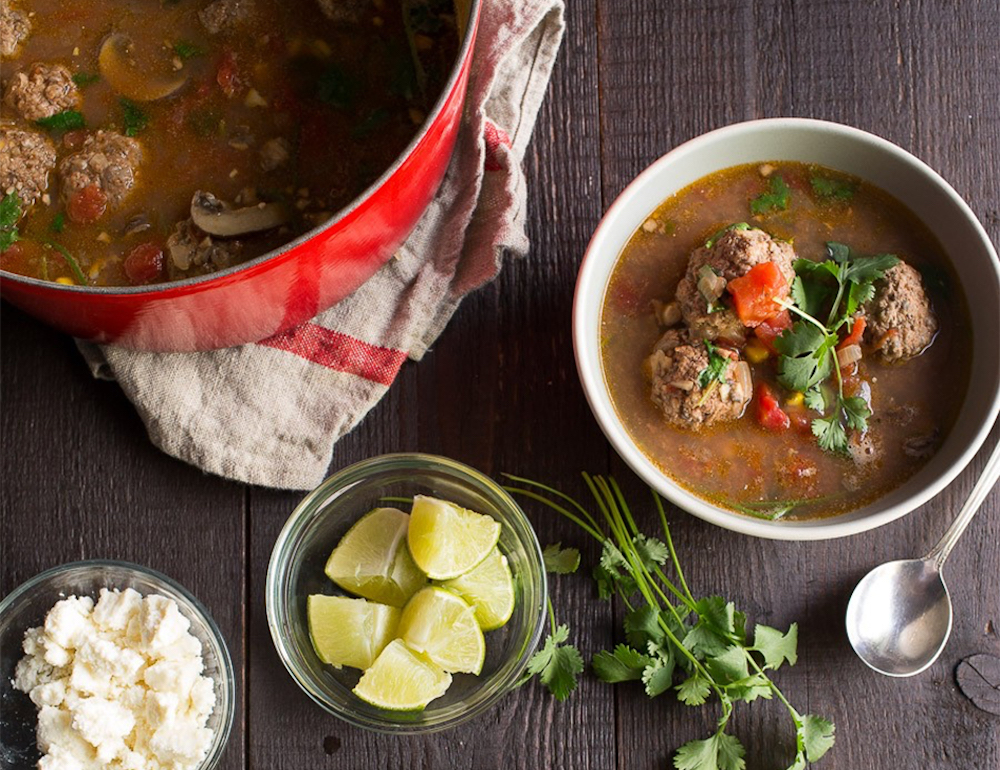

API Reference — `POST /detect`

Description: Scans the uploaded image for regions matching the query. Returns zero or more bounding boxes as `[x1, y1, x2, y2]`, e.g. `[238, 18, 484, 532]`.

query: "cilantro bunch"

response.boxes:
[774, 242, 898, 453]
[508, 474, 835, 770]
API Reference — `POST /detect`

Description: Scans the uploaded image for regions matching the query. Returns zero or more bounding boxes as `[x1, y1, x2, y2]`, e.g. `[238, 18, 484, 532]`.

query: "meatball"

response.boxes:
[645, 330, 751, 429]
[165, 218, 242, 279]
[316, 0, 369, 23]
[0, 127, 56, 208]
[0, 0, 30, 58]
[199, 0, 253, 34]
[864, 261, 937, 362]
[676, 227, 795, 342]
[3, 63, 80, 121]
[58, 130, 142, 209]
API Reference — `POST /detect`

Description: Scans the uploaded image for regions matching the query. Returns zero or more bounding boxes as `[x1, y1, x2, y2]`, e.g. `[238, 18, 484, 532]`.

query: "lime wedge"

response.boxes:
[441, 548, 515, 631]
[353, 639, 452, 711]
[407, 496, 501, 580]
[324, 507, 427, 606]
[397, 587, 486, 675]
[307, 595, 400, 670]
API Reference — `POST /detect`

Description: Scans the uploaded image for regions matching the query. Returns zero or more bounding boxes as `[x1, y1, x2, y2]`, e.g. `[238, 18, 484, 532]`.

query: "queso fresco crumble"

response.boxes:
[13, 588, 217, 770]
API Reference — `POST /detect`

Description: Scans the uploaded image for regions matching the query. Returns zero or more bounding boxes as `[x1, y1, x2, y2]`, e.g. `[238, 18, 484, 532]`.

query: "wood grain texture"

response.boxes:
[3, 0, 1000, 769]
[0, 306, 248, 770]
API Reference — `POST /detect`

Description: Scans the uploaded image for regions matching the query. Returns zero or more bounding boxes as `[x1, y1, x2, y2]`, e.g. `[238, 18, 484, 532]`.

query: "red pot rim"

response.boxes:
[0, 0, 483, 298]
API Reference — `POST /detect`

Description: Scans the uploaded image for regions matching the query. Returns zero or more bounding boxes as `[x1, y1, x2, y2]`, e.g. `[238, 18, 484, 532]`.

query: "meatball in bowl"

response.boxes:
[574, 118, 1000, 540]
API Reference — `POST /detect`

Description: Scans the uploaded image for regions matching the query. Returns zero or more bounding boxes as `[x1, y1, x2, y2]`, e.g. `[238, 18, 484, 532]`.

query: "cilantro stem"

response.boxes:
[503, 486, 604, 542]
[504, 474, 604, 535]
[774, 295, 828, 335]
[546, 597, 557, 637]
[654, 491, 696, 606]
[45, 241, 87, 285]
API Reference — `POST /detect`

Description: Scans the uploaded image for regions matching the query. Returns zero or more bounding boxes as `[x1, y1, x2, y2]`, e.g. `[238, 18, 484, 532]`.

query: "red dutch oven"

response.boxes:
[0, 0, 482, 352]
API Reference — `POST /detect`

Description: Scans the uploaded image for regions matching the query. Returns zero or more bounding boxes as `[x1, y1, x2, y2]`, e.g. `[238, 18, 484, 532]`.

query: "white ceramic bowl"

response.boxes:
[573, 118, 1000, 540]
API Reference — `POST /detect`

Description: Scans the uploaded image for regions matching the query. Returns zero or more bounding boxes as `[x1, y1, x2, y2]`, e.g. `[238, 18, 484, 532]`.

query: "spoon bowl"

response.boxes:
[845, 558, 952, 677]
[845, 437, 1000, 677]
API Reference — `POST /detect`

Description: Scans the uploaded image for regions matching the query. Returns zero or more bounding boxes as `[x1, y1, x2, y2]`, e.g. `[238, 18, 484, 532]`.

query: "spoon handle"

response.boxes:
[925, 439, 1000, 570]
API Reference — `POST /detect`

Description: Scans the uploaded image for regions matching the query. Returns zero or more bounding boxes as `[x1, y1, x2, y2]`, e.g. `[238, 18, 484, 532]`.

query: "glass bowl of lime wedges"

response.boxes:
[265, 453, 548, 733]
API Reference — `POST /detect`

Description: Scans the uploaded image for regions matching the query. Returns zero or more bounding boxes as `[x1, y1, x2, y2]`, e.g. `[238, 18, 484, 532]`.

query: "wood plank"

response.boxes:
[245, 0, 618, 767]
[594, 0, 1000, 767]
[0, 304, 248, 770]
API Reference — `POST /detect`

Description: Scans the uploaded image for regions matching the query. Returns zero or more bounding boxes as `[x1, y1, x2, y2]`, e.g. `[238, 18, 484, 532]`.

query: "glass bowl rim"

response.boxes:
[264, 452, 549, 734]
[0, 558, 236, 770]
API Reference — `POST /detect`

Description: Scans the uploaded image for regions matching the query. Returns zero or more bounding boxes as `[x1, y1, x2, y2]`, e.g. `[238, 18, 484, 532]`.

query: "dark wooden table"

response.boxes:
[3, 1, 999, 768]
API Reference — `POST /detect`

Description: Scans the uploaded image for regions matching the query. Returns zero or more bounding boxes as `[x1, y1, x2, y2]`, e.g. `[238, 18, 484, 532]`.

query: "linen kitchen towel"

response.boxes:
[79, 0, 566, 491]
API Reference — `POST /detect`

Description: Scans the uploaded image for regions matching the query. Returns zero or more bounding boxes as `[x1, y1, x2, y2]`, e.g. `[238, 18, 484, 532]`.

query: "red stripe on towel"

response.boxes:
[258, 324, 406, 386]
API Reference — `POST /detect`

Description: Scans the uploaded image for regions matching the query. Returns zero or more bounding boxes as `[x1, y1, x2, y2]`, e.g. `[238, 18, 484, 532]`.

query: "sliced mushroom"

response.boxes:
[190, 190, 291, 237]
[99, 33, 188, 102]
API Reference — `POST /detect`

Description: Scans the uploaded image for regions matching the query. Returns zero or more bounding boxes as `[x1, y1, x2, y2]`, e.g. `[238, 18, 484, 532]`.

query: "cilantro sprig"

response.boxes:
[35, 110, 85, 132]
[774, 242, 898, 454]
[507, 474, 836, 770]
[697, 341, 730, 390]
[750, 175, 791, 215]
[0, 193, 23, 250]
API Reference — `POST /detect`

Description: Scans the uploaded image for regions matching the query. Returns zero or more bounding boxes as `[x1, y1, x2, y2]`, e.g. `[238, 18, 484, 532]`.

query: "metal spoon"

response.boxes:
[845, 440, 1000, 677]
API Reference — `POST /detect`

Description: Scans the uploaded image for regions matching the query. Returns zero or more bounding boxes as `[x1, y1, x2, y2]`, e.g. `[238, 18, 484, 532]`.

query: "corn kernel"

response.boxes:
[745, 342, 770, 364]
[55, 276, 75, 285]
[786, 391, 805, 407]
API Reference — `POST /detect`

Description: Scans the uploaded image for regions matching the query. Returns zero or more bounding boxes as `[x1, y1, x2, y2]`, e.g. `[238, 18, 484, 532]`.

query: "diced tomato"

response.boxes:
[67, 185, 108, 224]
[217, 50, 242, 97]
[753, 309, 792, 354]
[755, 383, 791, 432]
[838, 316, 866, 350]
[62, 130, 88, 150]
[123, 242, 164, 285]
[727, 262, 789, 327]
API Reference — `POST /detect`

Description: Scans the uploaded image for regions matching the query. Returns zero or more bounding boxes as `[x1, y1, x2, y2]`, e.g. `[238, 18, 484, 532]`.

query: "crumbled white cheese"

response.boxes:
[14, 588, 218, 770]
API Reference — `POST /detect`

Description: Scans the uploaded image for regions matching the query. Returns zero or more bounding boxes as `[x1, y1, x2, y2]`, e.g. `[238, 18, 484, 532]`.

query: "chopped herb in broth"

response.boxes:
[601, 162, 972, 520]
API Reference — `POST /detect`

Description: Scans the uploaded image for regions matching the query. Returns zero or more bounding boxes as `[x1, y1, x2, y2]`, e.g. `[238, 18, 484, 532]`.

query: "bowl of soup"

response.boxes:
[0, 0, 479, 351]
[574, 118, 1000, 539]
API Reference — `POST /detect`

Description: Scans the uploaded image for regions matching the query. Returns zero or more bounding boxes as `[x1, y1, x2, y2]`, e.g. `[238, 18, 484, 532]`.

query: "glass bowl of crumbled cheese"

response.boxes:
[0, 560, 235, 769]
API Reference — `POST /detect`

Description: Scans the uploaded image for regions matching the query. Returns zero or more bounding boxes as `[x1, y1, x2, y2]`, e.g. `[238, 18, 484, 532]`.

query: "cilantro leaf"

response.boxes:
[49, 212, 66, 234]
[810, 174, 856, 201]
[675, 673, 712, 706]
[842, 396, 871, 431]
[120, 98, 149, 137]
[71, 72, 100, 87]
[698, 341, 730, 389]
[525, 624, 583, 701]
[633, 533, 669, 571]
[727, 672, 774, 703]
[173, 40, 204, 60]
[641, 646, 675, 697]
[801, 714, 836, 761]
[774, 322, 835, 392]
[811, 413, 847, 454]
[674, 731, 746, 770]
[0, 193, 22, 250]
[35, 110, 85, 131]
[750, 175, 790, 215]
[705, 645, 750, 684]
[625, 604, 664, 649]
[542, 543, 580, 574]
[841, 251, 900, 284]
[803, 386, 827, 412]
[705, 222, 750, 249]
[592, 644, 649, 683]
[682, 621, 730, 659]
[751, 623, 798, 669]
